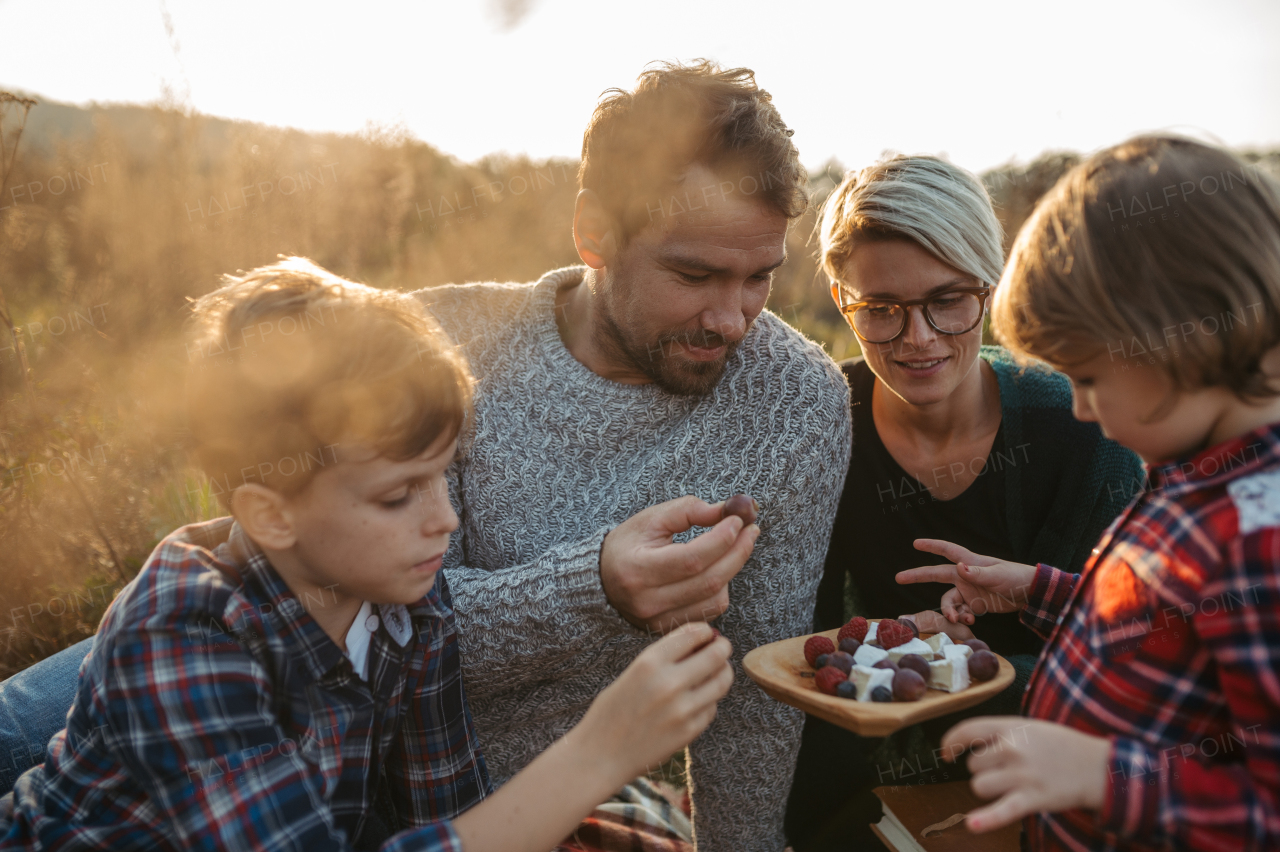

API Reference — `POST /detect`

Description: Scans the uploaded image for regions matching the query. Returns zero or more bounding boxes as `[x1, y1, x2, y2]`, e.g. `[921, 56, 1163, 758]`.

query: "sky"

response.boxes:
[2, 0, 1279, 174]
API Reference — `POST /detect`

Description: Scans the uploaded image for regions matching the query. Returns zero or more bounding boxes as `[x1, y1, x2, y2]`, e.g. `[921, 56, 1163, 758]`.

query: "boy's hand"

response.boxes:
[896, 539, 1037, 625]
[902, 609, 975, 642]
[601, 496, 759, 634]
[941, 717, 1111, 833]
[575, 622, 734, 784]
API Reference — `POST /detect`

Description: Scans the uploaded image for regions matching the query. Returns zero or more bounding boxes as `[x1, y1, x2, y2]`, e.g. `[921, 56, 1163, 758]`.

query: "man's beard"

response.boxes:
[594, 303, 742, 397]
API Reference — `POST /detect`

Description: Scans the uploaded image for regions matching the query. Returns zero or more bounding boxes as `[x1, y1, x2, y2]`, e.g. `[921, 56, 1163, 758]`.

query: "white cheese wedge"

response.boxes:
[853, 643, 889, 668]
[865, 621, 878, 643]
[925, 632, 953, 655]
[849, 664, 894, 702]
[885, 637, 933, 663]
[929, 656, 971, 693]
[943, 643, 972, 661]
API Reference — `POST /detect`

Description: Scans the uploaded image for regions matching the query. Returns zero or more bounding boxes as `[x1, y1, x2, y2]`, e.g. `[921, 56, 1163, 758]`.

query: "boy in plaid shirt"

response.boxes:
[899, 136, 1280, 850]
[0, 258, 734, 852]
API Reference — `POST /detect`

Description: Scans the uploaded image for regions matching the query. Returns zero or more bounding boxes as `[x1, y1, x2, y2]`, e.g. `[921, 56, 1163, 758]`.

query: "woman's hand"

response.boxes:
[896, 539, 1037, 625]
[941, 717, 1111, 833]
[902, 610, 975, 642]
[573, 622, 734, 784]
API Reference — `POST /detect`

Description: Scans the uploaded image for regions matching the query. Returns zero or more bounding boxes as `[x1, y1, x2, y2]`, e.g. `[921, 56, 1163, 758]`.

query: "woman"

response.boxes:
[784, 156, 1143, 851]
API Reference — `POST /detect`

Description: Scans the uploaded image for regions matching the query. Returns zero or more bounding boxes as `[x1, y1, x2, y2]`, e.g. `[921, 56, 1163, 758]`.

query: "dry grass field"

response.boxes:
[2, 92, 1278, 677]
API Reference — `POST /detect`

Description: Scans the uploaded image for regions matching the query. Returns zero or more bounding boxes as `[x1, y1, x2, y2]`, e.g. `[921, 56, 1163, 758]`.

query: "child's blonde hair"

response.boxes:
[185, 257, 472, 503]
[992, 135, 1280, 402]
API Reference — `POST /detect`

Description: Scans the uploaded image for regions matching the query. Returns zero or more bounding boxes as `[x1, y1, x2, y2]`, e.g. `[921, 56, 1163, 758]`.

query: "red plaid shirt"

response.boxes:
[1020, 422, 1280, 851]
[0, 518, 490, 851]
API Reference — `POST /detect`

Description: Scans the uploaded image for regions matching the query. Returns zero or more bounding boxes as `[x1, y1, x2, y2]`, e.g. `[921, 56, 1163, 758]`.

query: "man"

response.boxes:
[419, 61, 851, 851]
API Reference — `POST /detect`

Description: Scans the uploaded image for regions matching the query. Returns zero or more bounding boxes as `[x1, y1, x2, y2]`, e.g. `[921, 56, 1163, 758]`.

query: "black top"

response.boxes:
[786, 349, 1145, 851]
[818, 358, 1045, 656]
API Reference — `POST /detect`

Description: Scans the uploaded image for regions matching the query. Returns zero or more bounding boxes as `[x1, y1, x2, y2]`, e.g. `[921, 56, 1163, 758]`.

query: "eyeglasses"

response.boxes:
[836, 287, 991, 344]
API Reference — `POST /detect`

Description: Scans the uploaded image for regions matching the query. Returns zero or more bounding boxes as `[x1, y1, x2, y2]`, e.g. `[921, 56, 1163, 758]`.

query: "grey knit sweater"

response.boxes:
[418, 267, 851, 852]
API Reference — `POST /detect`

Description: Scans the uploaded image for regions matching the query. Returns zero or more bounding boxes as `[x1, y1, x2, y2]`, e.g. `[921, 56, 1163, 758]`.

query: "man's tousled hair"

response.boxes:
[578, 59, 808, 244]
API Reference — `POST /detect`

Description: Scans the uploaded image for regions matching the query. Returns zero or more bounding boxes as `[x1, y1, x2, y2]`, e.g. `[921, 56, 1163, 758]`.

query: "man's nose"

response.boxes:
[702, 288, 747, 343]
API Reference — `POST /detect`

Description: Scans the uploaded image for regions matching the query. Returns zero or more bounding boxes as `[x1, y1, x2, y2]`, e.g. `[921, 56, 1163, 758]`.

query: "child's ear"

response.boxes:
[231, 484, 297, 550]
[573, 189, 618, 269]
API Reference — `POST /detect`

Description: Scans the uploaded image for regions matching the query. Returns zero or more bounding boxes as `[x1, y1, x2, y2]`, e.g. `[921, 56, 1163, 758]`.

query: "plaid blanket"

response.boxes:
[556, 778, 693, 852]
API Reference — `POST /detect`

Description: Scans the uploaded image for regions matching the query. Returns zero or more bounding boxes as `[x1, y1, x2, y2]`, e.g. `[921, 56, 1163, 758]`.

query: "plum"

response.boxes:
[963, 639, 991, 654]
[898, 617, 920, 639]
[827, 651, 855, 674]
[892, 668, 927, 701]
[871, 685, 893, 702]
[872, 659, 899, 672]
[838, 637, 861, 655]
[722, 494, 759, 525]
[968, 650, 999, 682]
[897, 653, 931, 680]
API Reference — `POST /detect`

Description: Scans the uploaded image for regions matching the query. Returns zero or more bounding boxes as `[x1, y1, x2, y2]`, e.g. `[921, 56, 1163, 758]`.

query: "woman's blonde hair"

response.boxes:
[991, 135, 1280, 401]
[185, 257, 473, 503]
[818, 154, 1005, 293]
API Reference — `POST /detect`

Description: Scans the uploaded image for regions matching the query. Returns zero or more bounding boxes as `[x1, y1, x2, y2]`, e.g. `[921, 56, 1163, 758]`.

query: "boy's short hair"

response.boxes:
[818, 154, 1006, 295]
[185, 257, 472, 502]
[578, 59, 808, 245]
[992, 135, 1280, 401]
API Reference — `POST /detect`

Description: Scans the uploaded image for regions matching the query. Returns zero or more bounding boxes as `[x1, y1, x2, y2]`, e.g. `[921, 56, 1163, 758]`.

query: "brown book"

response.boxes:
[871, 783, 1020, 852]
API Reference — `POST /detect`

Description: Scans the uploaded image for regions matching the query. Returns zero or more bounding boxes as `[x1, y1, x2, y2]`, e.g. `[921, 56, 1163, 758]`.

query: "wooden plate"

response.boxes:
[742, 622, 1016, 736]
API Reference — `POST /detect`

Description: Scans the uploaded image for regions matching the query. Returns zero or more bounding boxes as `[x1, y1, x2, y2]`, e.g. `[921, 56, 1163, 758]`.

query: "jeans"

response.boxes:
[0, 638, 94, 796]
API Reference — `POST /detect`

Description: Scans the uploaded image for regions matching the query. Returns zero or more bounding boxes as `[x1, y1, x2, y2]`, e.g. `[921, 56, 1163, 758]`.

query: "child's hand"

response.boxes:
[574, 622, 734, 784]
[896, 539, 1038, 625]
[902, 610, 976, 642]
[941, 717, 1111, 833]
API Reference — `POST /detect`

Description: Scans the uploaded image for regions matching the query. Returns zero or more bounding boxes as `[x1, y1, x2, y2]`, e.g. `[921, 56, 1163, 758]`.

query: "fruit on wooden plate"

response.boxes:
[963, 639, 991, 653]
[897, 653, 931, 680]
[872, 659, 899, 672]
[838, 637, 861, 655]
[826, 651, 855, 674]
[722, 494, 759, 525]
[876, 619, 914, 650]
[871, 685, 893, 702]
[892, 668, 927, 701]
[838, 616, 869, 644]
[815, 665, 847, 696]
[968, 650, 999, 682]
[835, 681, 858, 700]
[804, 636, 835, 668]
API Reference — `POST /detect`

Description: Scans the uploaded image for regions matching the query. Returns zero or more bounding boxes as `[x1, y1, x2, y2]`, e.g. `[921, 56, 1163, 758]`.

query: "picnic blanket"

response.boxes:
[556, 778, 694, 852]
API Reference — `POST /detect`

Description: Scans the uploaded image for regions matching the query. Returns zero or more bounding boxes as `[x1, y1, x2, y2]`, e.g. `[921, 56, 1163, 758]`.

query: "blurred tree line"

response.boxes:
[1, 93, 1277, 676]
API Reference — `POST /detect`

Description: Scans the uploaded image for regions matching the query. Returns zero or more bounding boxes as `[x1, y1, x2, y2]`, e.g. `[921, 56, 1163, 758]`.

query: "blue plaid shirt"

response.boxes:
[0, 517, 491, 851]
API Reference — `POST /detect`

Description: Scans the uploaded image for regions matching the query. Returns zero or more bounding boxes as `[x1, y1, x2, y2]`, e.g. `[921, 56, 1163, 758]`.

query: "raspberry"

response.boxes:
[838, 617, 868, 644]
[803, 636, 835, 668]
[877, 619, 914, 650]
[815, 665, 846, 696]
